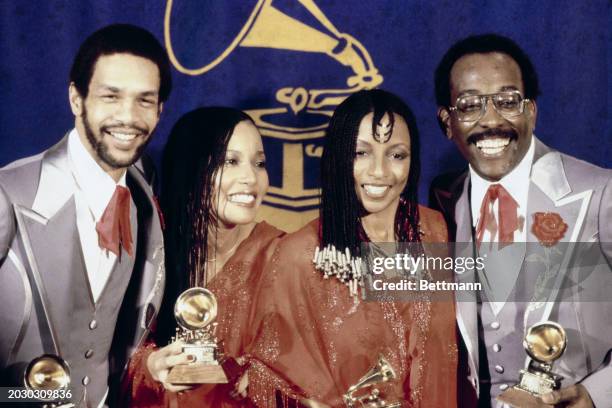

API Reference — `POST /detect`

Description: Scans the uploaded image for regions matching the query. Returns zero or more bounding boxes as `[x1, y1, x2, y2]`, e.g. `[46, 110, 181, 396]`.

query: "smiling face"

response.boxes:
[212, 120, 269, 228]
[353, 112, 411, 218]
[439, 52, 537, 181]
[69, 53, 162, 180]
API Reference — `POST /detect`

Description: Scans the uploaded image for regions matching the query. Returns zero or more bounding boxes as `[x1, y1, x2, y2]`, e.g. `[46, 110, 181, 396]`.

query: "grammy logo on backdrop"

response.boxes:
[164, 0, 384, 231]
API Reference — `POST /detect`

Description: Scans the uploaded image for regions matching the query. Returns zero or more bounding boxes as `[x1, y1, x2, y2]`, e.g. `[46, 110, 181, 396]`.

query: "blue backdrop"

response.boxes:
[1, 1, 610, 231]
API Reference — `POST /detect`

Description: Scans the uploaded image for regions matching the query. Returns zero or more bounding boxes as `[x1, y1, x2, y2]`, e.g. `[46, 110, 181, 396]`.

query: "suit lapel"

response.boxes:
[454, 176, 480, 393]
[29, 136, 101, 307]
[125, 168, 164, 344]
[525, 141, 593, 324]
[14, 199, 86, 356]
[126, 167, 161, 295]
[13, 136, 90, 357]
[31, 137, 74, 219]
[530, 139, 570, 201]
[455, 177, 472, 244]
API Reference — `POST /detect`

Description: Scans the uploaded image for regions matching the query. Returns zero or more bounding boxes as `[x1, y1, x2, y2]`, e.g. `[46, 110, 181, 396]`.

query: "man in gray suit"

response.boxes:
[431, 34, 611, 407]
[0, 24, 170, 407]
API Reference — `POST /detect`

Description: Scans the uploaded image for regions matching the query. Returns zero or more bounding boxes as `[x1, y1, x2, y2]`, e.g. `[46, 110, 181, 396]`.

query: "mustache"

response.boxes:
[101, 123, 149, 134]
[467, 128, 518, 145]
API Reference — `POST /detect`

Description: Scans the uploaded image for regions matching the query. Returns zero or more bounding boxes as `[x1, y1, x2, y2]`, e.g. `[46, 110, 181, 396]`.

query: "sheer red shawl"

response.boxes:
[245, 207, 458, 408]
[123, 221, 284, 407]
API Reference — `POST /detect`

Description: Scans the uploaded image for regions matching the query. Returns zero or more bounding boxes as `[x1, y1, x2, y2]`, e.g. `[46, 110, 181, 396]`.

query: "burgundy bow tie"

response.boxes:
[476, 184, 519, 247]
[96, 185, 133, 257]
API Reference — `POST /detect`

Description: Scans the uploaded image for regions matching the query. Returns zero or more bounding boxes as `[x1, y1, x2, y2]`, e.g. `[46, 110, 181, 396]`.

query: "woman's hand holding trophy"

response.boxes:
[146, 287, 228, 390]
[146, 341, 194, 392]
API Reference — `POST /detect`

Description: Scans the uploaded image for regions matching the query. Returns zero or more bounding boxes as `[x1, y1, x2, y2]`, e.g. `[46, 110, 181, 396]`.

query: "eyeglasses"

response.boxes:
[449, 90, 529, 122]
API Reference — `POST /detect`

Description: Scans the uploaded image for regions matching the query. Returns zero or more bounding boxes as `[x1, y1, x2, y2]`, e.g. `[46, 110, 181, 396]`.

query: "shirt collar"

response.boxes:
[67, 128, 127, 220]
[469, 135, 535, 226]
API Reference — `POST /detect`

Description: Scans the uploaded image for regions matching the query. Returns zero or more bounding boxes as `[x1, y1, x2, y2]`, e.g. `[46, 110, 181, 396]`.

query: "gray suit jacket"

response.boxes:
[431, 137, 612, 407]
[0, 136, 165, 405]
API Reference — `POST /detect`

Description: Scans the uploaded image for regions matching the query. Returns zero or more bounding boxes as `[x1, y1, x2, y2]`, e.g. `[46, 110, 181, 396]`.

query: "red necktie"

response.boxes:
[96, 185, 133, 257]
[476, 184, 518, 246]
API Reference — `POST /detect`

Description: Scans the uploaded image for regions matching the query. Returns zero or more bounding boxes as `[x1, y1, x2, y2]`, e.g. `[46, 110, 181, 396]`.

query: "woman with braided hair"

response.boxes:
[244, 89, 457, 407]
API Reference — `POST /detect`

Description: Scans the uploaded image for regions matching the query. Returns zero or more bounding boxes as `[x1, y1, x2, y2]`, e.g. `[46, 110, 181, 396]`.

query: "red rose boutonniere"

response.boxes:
[531, 212, 568, 247]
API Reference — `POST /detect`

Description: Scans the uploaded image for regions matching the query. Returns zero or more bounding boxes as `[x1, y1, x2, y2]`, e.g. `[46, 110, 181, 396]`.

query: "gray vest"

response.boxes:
[6, 197, 137, 407]
[479, 300, 527, 406]
[478, 260, 541, 407]
[61, 234, 136, 406]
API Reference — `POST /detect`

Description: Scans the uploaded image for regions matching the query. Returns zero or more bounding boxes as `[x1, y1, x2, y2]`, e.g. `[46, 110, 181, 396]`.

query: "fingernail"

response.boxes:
[187, 354, 195, 361]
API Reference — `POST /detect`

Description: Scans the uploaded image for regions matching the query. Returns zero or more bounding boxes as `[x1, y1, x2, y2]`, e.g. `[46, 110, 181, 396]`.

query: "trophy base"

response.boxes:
[497, 387, 554, 408]
[167, 362, 228, 384]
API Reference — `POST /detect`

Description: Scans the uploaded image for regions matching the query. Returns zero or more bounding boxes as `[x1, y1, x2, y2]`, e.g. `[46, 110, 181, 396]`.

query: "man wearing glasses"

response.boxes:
[431, 34, 611, 407]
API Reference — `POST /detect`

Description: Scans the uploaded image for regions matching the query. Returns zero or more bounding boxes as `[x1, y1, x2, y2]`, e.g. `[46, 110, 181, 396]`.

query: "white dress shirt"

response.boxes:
[470, 136, 535, 243]
[67, 129, 127, 303]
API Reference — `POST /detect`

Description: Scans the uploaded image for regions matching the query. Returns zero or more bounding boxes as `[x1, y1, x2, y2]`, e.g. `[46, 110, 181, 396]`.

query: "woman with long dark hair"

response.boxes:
[124, 107, 283, 407]
[245, 90, 457, 407]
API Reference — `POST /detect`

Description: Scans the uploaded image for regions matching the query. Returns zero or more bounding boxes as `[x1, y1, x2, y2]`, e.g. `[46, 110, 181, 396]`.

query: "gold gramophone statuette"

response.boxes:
[24, 354, 75, 407]
[343, 355, 402, 408]
[166, 287, 228, 384]
[497, 321, 567, 407]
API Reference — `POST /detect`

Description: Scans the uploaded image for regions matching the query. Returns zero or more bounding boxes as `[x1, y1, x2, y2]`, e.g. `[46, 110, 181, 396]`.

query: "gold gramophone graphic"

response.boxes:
[343, 355, 402, 408]
[164, 0, 383, 232]
[166, 287, 228, 384]
[24, 354, 74, 407]
[498, 321, 567, 407]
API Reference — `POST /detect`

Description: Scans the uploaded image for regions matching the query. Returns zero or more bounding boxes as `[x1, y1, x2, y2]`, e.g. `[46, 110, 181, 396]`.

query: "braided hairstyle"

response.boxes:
[320, 89, 421, 254]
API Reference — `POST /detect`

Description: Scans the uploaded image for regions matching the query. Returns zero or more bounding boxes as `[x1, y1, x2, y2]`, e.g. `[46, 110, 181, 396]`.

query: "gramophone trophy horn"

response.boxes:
[24, 354, 75, 407]
[25, 354, 70, 390]
[343, 354, 402, 407]
[166, 287, 228, 384]
[497, 321, 567, 407]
